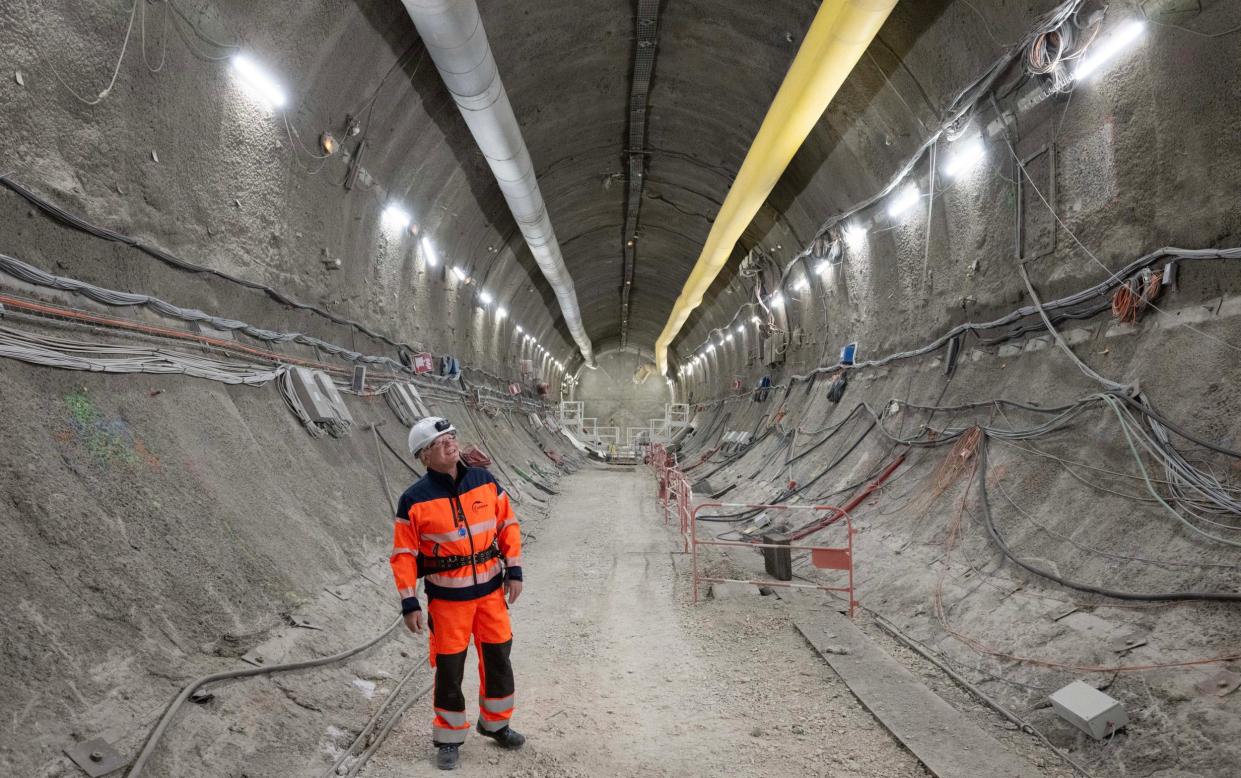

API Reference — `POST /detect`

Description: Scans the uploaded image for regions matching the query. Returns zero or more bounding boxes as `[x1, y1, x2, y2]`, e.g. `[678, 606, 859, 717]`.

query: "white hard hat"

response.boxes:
[408, 416, 456, 455]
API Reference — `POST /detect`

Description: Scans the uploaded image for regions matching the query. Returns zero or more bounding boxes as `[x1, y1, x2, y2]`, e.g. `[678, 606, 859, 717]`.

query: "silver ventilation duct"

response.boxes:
[399, 0, 595, 366]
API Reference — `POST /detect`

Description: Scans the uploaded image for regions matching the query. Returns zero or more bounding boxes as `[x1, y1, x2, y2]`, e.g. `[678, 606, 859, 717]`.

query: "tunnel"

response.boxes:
[2, 0, 1241, 775]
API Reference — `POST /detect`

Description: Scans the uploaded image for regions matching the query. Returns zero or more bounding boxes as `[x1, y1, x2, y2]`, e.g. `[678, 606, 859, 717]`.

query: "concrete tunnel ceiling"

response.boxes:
[376, 0, 1039, 373]
[6, 0, 1225, 386]
[0, 0, 1065, 375]
[352, 0, 792, 364]
[318, 0, 932, 367]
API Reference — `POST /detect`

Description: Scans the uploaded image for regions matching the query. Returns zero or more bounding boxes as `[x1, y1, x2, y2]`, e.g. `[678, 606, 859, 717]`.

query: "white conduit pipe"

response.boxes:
[400, 0, 595, 366]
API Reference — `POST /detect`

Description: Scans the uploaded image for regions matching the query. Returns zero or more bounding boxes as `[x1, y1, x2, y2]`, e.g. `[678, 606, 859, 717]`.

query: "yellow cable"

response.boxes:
[655, 0, 898, 375]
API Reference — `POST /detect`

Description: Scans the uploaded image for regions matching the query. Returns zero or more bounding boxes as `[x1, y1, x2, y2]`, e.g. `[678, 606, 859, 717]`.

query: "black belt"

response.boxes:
[419, 545, 501, 576]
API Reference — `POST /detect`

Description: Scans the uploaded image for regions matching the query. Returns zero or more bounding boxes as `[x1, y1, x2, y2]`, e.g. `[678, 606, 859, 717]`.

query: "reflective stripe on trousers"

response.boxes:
[428, 588, 515, 744]
[433, 708, 468, 744]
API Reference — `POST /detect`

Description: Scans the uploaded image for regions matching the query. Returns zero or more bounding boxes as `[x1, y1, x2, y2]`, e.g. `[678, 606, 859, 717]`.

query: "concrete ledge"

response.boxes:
[797, 611, 1035, 778]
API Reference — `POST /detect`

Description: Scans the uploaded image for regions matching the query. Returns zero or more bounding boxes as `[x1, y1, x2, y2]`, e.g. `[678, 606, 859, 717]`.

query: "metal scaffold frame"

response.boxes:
[690, 503, 858, 617]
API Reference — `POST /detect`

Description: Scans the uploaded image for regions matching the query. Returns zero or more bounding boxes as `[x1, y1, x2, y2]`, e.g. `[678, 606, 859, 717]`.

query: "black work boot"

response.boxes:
[476, 722, 526, 749]
[435, 744, 460, 770]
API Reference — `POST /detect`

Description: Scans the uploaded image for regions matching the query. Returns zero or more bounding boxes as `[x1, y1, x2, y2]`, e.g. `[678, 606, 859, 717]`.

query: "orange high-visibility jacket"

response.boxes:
[390, 466, 522, 614]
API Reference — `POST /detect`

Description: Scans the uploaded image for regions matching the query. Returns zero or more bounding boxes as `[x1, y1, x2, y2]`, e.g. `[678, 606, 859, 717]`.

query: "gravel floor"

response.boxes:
[361, 467, 932, 778]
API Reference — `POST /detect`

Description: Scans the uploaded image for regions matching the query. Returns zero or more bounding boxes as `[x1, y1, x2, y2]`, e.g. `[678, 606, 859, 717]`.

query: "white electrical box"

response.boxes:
[386, 383, 428, 426]
[763, 330, 788, 366]
[385, 386, 414, 426]
[312, 371, 354, 425]
[290, 367, 352, 425]
[1049, 681, 1128, 740]
[290, 367, 335, 422]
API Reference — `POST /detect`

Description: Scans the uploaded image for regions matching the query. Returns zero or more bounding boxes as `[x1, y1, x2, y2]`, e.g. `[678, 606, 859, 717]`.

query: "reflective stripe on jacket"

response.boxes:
[390, 466, 522, 613]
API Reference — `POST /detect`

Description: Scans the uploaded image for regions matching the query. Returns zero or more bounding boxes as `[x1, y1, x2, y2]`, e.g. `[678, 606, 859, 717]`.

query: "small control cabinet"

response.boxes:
[1049, 681, 1128, 740]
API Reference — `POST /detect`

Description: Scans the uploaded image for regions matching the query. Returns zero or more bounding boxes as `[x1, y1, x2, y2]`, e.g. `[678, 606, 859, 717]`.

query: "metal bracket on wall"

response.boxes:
[64, 738, 124, 777]
[1015, 143, 1057, 262]
[344, 139, 367, 191]
[944, 333, 962, 376]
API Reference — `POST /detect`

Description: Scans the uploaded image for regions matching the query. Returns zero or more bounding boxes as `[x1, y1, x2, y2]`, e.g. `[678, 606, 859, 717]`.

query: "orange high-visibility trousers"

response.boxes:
[427, 588, 515, 744]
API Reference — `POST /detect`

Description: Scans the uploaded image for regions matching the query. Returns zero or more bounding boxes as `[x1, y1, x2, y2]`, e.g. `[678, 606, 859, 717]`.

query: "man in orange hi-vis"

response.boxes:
[390, 416, 525, 771]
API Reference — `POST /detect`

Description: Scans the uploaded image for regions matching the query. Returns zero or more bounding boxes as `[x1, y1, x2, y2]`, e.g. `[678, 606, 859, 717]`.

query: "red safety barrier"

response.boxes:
[650, 445, 694, 552]
[690, 502, 858, 618]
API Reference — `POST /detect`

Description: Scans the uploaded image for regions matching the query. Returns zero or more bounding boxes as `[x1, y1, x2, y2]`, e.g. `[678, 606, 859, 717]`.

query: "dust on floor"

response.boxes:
[361, 468, 931, 778]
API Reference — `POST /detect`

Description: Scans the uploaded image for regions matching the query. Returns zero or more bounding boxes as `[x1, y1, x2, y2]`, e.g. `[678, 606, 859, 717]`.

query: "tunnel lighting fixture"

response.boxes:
[815, 260, 831, 276]
[736, 325, 745, 334]
[382, 204, 412, 231]
[943, 135, 986, 179]
[769, 292, 785, 308]
[496, 306, 507, 319]
[1073, 20, 1146, 81]
[844, 223, 867, 246]
[232, 54, 287, 109]
[479, 290, 493, 306]
[794, 276, 810, 292]
[887, 183, 920, 220]
[451, 265, 467, 281]
[751, 316, 761, 325]
[706, 344, 716, 354]
[725, 333, 734, 343]
[420, 237, 439, 266]
[515, 324, 523, 333]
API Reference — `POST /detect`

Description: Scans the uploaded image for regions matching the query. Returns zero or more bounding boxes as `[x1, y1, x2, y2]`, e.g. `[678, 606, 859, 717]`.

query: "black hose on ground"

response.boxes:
[324, 657, 431, 778]
[977, 435, 1241, 603]
[126, 616, 405, 777]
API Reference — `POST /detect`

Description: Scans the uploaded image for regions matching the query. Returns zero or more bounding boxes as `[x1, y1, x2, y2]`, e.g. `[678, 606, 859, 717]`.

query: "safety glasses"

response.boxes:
[428, 431, 457, 449]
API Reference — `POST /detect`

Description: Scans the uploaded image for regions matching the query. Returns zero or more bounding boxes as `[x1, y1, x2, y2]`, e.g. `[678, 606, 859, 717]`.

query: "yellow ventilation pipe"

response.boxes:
[654, 0, 898, 376]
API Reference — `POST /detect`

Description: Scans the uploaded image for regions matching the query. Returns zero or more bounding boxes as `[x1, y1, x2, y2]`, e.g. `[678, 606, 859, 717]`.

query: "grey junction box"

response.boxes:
[1049, 680, 1128, 740]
